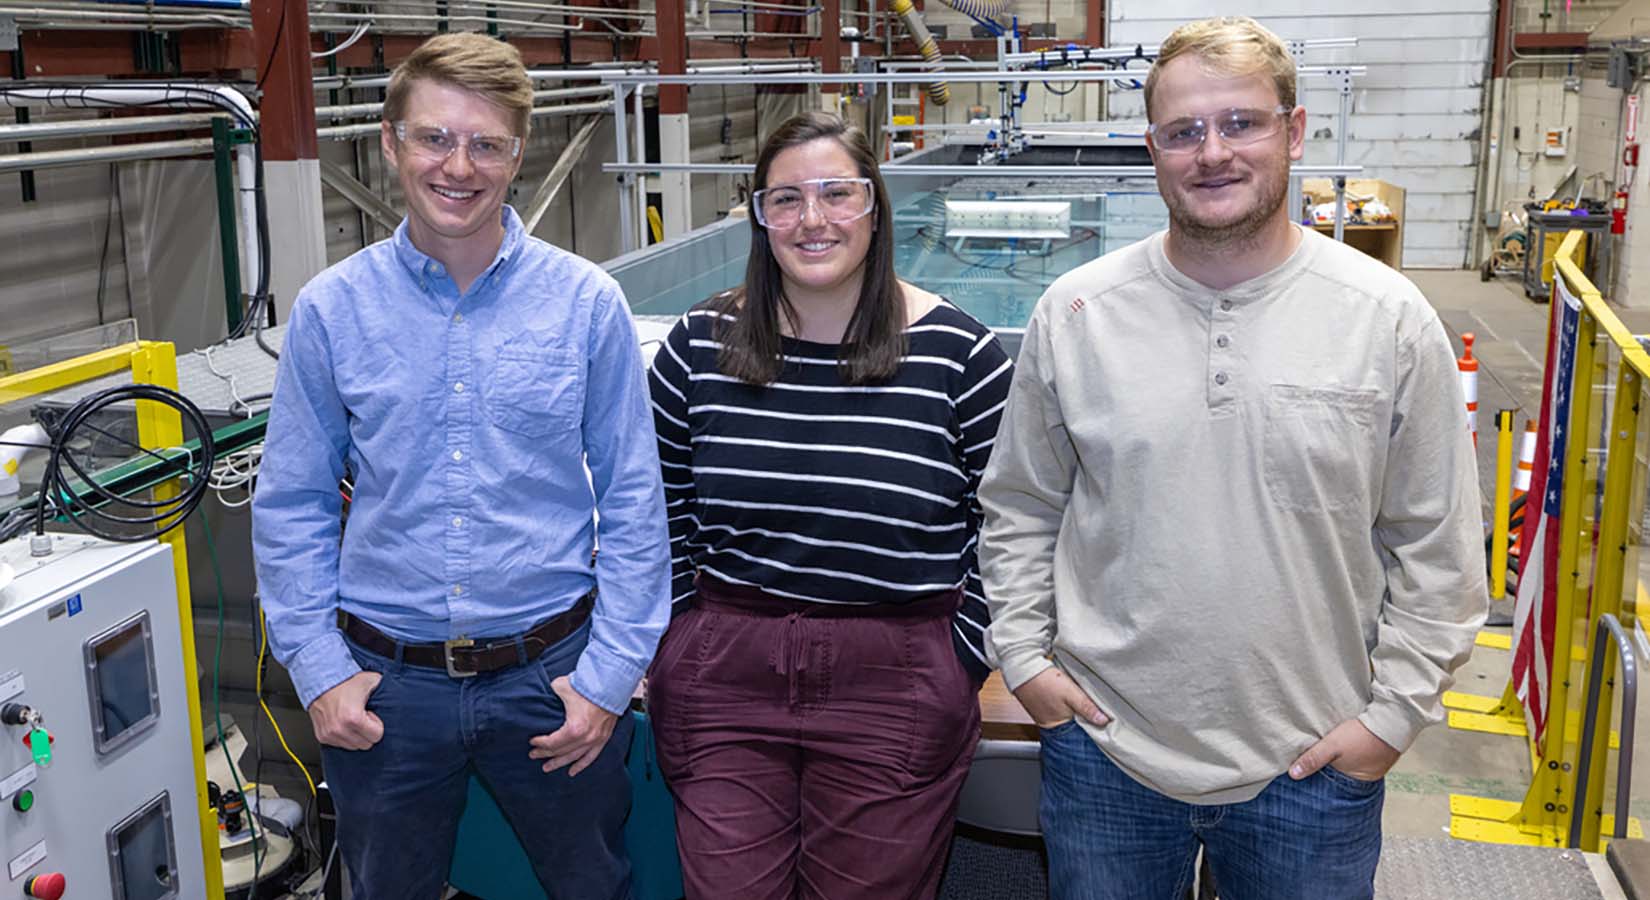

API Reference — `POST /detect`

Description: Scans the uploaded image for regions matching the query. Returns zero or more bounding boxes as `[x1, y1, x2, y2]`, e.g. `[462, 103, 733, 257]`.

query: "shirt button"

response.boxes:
[454, 313, 464, 323]
[1214, 372, 1229, 386]
[1219, 300, 1233, 312]
[426, 263, 438, 275]
[1216, 335, 1230, 348]
[454, 382, 465, 393]
[452, 450, 463, 462]
[452, 516, 463, 528]
[451, 585, 462, 596]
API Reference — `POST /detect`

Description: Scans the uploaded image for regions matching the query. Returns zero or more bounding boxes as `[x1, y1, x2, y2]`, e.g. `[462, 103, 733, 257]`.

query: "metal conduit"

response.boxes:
[0, 137, 214, 174]
[312, 60, 813, 92]
[0, 111, 226, 143]
[314, 86, 611, 121]
[316, 100, 613, 140]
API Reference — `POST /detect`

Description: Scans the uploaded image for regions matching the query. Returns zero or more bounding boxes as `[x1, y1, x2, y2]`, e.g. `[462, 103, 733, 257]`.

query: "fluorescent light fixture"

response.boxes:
[944, 199, 1072, 240]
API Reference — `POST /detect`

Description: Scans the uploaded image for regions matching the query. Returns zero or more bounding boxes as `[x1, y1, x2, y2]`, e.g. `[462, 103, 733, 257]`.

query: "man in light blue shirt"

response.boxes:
[252, 33, 669, 900]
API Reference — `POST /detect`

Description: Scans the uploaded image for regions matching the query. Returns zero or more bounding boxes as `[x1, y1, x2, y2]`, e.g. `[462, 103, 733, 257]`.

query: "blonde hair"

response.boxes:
[383, 33, 534, 137]
[1143, 17, 1296, 121]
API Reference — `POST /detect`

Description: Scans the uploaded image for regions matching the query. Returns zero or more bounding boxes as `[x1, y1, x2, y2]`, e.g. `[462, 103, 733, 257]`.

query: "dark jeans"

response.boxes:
[648, 578, 980, 900]
[1039, 720, 1384, 900]
[320, 620, 634, 900]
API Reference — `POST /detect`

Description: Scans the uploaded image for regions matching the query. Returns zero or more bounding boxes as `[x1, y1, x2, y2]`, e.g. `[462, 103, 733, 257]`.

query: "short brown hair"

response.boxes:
[383, 33, 534, 137]
[714, 112, 904, 386]
[1144, 17, 1296, 121]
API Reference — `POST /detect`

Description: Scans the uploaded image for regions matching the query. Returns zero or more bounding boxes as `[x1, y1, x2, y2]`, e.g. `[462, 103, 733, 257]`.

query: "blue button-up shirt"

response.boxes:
[252, 207, 670, 714]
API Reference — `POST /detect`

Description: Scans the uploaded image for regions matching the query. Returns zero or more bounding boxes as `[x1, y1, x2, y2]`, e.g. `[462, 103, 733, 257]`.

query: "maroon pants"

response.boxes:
[647, 576, 980, 900]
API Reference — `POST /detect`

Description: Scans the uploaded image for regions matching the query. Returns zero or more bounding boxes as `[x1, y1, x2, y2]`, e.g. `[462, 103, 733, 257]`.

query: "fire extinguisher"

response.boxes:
[1617, 142, 1640, 235]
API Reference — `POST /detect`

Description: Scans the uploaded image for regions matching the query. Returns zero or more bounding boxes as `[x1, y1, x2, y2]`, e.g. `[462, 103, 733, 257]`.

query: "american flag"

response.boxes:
[1511, 274, 1582, 747]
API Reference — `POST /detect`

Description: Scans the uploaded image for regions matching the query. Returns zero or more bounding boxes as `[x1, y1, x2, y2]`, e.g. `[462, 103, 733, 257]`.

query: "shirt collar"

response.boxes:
[392, 205, 527, 284]
[1148, 224, 1318, 306]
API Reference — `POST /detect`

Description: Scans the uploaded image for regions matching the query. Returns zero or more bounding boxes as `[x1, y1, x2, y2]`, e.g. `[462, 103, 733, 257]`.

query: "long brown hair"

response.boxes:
[714, 112, 904, 385]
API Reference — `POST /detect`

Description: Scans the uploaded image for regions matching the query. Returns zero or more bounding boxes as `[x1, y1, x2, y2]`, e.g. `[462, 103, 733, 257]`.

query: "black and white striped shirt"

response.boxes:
[647, 300, 1013, 679]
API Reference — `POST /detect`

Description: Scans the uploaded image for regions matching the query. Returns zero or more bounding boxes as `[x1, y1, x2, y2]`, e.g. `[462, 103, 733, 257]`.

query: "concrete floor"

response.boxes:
[1390, 268, 1650, 894]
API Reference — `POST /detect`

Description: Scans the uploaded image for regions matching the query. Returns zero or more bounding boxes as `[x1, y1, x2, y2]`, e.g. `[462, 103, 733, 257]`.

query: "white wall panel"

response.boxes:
[1111, 0, 1494, 267]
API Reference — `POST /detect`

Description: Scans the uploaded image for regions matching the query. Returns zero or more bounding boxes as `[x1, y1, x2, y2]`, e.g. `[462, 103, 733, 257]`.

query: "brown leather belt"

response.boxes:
[339, 588, 596, 678]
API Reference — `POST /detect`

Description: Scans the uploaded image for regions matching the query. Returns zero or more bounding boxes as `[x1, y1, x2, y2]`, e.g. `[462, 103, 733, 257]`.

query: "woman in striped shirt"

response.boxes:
[645, 111, 1014, 899]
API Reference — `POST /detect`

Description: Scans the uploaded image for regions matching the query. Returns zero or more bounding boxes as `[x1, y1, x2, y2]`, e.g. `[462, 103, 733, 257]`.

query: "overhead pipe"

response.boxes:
[312, 60, 814, 92]
[0, 83, 260, 303]
[315, 100, 614, 140]
[0, 110, 225, 143]
[89, 0, 248, 8]
[315, 86, 610, 121]
[0, 136, 214, 173]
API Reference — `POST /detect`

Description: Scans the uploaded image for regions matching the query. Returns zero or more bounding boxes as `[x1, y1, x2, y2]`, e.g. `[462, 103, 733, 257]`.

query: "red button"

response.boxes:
[24, 872, 65, 900]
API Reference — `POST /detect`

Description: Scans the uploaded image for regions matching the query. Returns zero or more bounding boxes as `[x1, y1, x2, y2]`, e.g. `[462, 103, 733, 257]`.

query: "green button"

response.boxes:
[12, 789, 32, 812]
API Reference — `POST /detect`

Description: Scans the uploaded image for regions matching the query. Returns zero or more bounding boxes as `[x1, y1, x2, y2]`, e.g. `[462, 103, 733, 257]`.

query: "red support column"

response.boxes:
[821, 0, 841, 97]
[657, 0, 688, 116]
[253, 0, 318, 162]
[251, 0, 327, 322]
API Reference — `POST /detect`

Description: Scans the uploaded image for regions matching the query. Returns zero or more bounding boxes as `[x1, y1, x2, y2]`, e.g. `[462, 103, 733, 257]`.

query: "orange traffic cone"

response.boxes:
[1458, 333, 1479, 448]
[1509, 418, 1536, 557]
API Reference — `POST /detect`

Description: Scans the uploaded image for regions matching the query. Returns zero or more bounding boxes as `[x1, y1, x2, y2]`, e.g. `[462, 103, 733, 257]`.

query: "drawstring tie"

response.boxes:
[770, 611, 810, 707]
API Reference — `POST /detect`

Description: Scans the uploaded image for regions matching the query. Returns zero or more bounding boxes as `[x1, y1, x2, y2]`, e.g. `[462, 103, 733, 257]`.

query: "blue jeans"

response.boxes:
[320, 621, 635, 900]
[1038, 720, 1383, 900]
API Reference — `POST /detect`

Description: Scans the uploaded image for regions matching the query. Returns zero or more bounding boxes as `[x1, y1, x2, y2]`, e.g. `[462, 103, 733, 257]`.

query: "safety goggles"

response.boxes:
[752, 177, 875, 229]
[1147, 106, 1292, 154]
[393, 121, 523, 168]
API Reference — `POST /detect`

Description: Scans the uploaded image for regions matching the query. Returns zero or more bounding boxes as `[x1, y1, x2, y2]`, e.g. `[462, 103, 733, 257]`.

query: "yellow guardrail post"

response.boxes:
[1491, 410, 1515, 600]
[1450, 229, 1645, 848]
[1564, 253, 1650, 851]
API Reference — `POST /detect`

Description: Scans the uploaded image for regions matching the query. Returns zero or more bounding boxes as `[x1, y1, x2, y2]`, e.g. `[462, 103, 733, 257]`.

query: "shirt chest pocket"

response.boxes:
[485, 336, 584, 438]
[1262, 384, 1380, 514]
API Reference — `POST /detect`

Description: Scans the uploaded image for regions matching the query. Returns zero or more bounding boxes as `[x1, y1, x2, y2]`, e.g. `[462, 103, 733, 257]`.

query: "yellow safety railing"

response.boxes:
[1448, 230, 1650, 851]
[0, 340, 227, 898]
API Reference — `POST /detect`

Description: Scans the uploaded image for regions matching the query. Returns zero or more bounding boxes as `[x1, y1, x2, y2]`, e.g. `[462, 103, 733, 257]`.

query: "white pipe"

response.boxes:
[0, 424, 49, 497]
[0, 83, 260, 303]
[236, 145, 259, 297]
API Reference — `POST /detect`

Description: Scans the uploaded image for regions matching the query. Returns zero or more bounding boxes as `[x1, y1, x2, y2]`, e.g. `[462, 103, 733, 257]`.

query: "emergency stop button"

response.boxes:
[23, 871, 65, 899]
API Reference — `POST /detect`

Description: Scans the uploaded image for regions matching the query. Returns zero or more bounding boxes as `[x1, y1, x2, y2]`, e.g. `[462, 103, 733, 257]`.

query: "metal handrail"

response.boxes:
[1570, 613, 1640, 847]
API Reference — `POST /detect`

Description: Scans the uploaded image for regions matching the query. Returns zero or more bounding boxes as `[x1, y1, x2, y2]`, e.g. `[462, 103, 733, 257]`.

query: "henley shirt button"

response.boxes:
[1216, 335, 1230, 348]
[1219, 299, 1233, 312]
[1214, 372, 1229, 386]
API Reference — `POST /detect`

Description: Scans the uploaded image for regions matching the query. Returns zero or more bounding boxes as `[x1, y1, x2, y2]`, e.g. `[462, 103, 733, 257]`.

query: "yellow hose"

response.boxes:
[889, 0, 950, 106]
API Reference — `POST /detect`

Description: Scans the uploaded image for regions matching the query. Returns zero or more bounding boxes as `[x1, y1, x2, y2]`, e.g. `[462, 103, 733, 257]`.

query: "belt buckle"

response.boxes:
[444, 638, 477, 679]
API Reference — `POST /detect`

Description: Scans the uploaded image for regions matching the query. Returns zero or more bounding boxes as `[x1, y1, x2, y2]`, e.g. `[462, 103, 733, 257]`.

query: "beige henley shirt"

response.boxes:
[979, 226, 1488, 805]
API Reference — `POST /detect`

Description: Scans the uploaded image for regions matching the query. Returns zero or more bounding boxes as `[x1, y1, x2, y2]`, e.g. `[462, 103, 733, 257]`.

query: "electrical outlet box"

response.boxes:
[1545, 128, 1569, 157]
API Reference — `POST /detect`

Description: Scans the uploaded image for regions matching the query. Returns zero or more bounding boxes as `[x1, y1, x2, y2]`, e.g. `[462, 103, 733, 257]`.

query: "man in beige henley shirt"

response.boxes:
[978, 17, 1487, 899]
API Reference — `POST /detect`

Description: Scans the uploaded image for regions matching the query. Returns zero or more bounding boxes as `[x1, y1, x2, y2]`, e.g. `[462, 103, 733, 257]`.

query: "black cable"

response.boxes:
[95, 163, 117, 325]
[254, 4, 288, 94]
[30, 383, 215, 543]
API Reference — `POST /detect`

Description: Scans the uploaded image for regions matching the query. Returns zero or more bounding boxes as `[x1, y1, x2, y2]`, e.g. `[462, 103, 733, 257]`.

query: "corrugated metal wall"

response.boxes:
[1108, 2, 1495, 268]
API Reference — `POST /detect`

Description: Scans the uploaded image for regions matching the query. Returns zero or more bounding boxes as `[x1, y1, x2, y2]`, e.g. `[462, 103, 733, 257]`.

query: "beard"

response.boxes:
[1162, 153, 1291, 250]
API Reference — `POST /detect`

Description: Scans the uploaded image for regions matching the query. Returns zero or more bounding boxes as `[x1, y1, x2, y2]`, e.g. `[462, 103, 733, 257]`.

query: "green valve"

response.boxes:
[28, 729, 50, 767]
